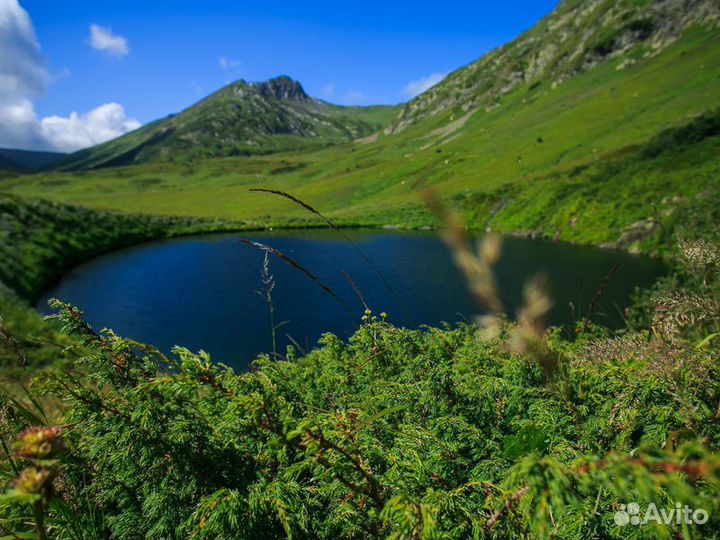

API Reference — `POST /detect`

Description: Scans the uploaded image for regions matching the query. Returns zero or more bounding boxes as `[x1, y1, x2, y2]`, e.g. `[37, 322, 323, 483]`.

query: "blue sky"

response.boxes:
[1, 0, 559, 151]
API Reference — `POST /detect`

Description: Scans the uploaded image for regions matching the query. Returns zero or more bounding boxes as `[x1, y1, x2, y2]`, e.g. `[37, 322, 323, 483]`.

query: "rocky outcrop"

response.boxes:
[251, 76, 311, 102]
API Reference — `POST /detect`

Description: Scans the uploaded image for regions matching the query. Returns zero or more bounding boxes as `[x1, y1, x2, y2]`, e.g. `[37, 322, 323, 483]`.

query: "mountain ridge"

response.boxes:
[53, 75, 397, 170]
[249, 75, 311, 101]
[387, 0, 720, 134]
[53, 0, 720, 171]
[5, 0, 719, 258]
[0, 148, 66, 172]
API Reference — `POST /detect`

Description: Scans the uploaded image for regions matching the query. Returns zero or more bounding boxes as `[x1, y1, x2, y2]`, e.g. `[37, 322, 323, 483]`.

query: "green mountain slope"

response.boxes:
[0, 148, 66, 172]
[388, 0, 720, 133]
[0, 154, 21, 172]
[54, 76, 397, 170]
[4, 0, 719, 254]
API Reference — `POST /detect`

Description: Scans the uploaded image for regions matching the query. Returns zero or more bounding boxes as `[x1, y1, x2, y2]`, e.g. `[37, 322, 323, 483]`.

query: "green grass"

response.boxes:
[2, 30, 718, 255]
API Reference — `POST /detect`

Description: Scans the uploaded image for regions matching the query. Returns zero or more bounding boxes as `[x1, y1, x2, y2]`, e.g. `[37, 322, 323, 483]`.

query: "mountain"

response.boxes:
[7, 0, 720, 254]
[0, 148, 66, 172]
[0, 154, 20, 172]
[388, 0, 720, 133]
[54, 76, 397, 170]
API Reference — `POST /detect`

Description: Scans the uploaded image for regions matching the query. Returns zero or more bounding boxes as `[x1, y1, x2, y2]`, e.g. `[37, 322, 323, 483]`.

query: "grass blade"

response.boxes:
[249, 188, 410, 320]
[239, 239, 338, 298]
[341, 271, 370, 312]
[582, 261, 621, 332]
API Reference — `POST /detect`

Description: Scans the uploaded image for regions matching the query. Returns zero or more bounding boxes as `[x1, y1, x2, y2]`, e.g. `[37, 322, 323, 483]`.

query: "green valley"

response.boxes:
[3, 15, 719, 254]
[2, 0, 720, 538]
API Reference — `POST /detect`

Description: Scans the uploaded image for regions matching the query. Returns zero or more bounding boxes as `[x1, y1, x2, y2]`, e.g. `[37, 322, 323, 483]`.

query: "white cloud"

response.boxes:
[218, 56, 240, 70]
[0, 98, 140, 153]
[88, 24, 129, 57]
[0, 1, 140, 152]
[0, 99, 44, 149]
[401, 72, 447, 99]
[0, 0, 48, 100]
[39, 103, 141, 152]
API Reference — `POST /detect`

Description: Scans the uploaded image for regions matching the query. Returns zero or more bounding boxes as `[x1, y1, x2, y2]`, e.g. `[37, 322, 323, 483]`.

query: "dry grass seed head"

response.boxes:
[678, 236, 720, 272]
[421, 189, 503, 313]
[652, 291, 718, 339]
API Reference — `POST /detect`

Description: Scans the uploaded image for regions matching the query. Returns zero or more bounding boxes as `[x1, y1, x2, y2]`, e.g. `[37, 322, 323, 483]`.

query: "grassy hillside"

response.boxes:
[52, 76, 397, 170]
[3, 26, 718, 254]
[388, 0, 720, 133]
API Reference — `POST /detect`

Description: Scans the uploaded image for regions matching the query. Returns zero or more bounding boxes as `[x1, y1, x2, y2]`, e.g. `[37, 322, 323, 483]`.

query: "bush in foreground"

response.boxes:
[1, 232, 719, 539]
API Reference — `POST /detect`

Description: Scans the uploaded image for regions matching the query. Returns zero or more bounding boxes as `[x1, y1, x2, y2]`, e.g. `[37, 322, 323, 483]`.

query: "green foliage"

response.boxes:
[0, 270, 718, 539]
[0, 3, 717, 536]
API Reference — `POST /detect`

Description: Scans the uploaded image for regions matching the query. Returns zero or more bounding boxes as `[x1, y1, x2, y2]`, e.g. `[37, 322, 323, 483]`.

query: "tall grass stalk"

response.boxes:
[422, 189, 558, 375]
[256, 252, 278, 358]
[240, 238, 354, 324]
[249, 188, 410, 321]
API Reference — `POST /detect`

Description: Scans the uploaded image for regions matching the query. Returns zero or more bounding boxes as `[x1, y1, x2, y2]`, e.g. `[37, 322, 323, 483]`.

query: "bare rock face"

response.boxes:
[251, 76, 311, 102]
[386, 0, 720, 134]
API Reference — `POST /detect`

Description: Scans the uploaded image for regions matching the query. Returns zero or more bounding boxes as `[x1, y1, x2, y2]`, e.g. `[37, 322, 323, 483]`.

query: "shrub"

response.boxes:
[0, 239, 718, 539]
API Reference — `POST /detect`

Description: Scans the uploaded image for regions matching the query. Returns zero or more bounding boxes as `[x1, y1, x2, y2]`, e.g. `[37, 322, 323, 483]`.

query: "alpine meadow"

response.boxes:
[1, 0, 720, 539]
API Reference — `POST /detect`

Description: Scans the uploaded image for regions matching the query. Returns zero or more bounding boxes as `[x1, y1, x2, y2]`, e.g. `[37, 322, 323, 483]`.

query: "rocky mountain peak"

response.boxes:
[251, 75, 310, 101]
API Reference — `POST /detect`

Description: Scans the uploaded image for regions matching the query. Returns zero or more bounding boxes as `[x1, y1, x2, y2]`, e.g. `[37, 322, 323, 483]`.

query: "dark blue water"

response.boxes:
[37, 230, 666, 370]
